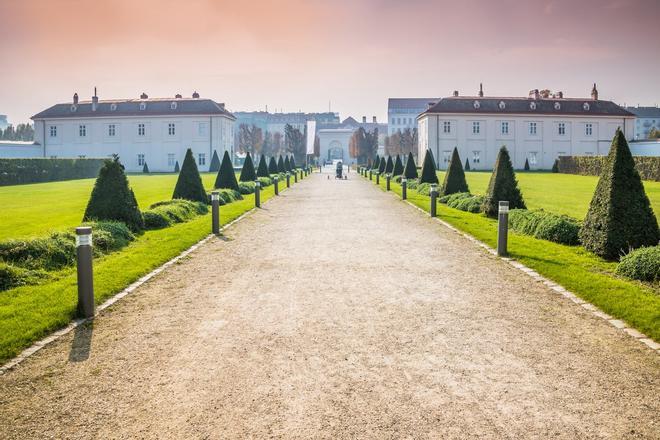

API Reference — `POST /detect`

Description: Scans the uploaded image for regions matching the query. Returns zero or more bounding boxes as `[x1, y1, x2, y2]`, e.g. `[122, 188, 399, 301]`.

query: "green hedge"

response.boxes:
[439, 192, 484, 213]
[616, 246, 660, 282]
[509, 209, 580, 245]
[0, 158, 106, 186]
[558, 155, 660, 181]
[143, 199, 208, 230]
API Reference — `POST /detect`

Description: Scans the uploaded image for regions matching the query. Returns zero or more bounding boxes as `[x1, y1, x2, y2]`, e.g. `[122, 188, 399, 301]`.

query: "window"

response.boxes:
[110, 103, 117, 111]
[443, 150, 452, 163]
[137, 154, 145, 166]
[198, 153, 206, 166]
[139, 102, 146, 111]
[397, 118, 401, 125]
[529, 122, 537, 135]
[79, 125, 86, 137]
[168, 123, 176, 136]
[529, 152, 538, 166]
[443, 121, 451, 134]
[168, 153, 175, 167]
[138, 123, 145, 136]
[170, 102, 177, 110]
[472, 151, 481, 164]
[558, 122, 566, 135]
[472, 121, 480, 135]
[585, 123, 593, 136]
[501, 121, 509, 135]
[49, 126, 57, 137]
[391, 118, 395, 125]
[108, 124, 116, 137]
[198, 122, 208, 136]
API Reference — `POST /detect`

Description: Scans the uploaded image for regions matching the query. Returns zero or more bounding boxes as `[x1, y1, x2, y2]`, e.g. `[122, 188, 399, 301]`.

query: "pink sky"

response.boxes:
[1, 0, 658, 123]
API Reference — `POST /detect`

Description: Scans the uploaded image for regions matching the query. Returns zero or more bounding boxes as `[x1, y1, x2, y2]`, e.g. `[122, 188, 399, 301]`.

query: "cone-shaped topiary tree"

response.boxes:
[174, 160, 180, 173]
[481, 146, 526, 217]
[552, 159, 559, 173]
[524, 158, 530, 171]
[257, 155, 269, 177]
[215, 150, 240, 191]
[403, 152, 418, 179]
[290, 155, 297, 169]
[277, 155, 286, 173]
[580, 129, 659, 260]
[378, 156, 386, 173]
[385, 156, 394, 174]
[465, 157, 471, 171]
[84, 156, 144, 232]
[209, 150, 221, 172]
[392, 155, 404, 176]
[173, 148, 207, 203]
[372, 154, 380, 170]
[143, 162, 150, 174]
[284, 155, 291, 172]
[442, 147, 469, 196]
[239, 151, 257, 182]
[268, 156, 279, 174]
[419, 149, 439, 184]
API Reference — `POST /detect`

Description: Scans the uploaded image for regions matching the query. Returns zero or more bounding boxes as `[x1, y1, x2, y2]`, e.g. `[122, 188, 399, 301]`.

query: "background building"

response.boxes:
[625, 106, 660, 139]
[317, 115, 387, 164]
[0, 115, 8, 130]
[388, 98, 438, 135]
[233, 111, 339, 139]
[418, 85, 635, 170]
[32, 90, 235, 172]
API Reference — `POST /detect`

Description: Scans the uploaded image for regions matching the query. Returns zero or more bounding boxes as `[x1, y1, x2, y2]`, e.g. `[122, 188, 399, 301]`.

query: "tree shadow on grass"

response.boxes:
[69, 320, 93, 362]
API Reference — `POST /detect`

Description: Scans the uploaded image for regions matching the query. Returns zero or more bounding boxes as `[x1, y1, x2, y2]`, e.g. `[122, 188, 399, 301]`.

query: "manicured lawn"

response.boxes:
[436, 171, 660, 219]
[368, 173, 660, 342]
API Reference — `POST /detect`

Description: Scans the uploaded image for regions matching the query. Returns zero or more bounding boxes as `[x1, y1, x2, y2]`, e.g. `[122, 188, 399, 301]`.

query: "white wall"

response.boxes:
[418, 114, 635, 170]
[0, 142, 42, 158]
[629, 140, 660, 157]
[318, 129, 354, 164]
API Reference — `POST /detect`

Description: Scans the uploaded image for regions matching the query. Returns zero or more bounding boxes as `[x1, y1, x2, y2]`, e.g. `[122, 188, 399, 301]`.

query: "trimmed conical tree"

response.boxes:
[524, 158, 530, 171]
[215, 150, 240, 191]
[385, 156, 394, 174]
[419, 149, 439, 184]
[239, 151, 257, 182]
[580, 129, 659, 260]
[174, 160, 180, 173]
[403, 152, 418, 179]
[84, 157, 144, 232]
[442, 147, 469, 196]
[268, 157, 278, 174]
[481, 146, 526, 217]
[372, 154, 380, 170]
[257, 155, 269, 177]
[552, 159, 559, 173]
[277, 155, 286, 173]
[465, 158, 471, 171]
[290, 155, 297, 169]
[284, 155, 291, 172]
[392, 155, 404, 176]
[378, 157, 386, 173]
[209, 150, 221, 172]
[173, 148, 207, 203]
[142, 162, 149, 174]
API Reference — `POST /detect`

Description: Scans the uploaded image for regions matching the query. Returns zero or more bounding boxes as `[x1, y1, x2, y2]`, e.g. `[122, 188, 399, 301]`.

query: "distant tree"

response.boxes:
[378, 156, 386, 173]
[268, 156, 279, 174]
[392, 155, 404, 176]
[174, 160, 180, 173]
[209, 150, 221, 172]
[215, 150, 240, 191]
[540, 89, 552, 98]
[552, 159, 559, 173]
[272, 132, 284, 155]
[239, 152, 257, 182]
[441, 147, 469, 196]
[284, 155, 291, 172]
[284, 124, 306, 164]
[372, 154, 380, 171]
[419, 150, 439, 184]
[482, 146, 526, 217]
[262, 131, 274, 157]
[385, 155, 394, 174]
[277, 155, 286, 173]
[649, 128, 660, 139]
[290, 155, 297, 169]
[173, 149, 207, 203]
[238, 124, 264, 154]
[465, 157, 471, 171]
[524, 158, 530, 171]
[84, 157, 143, 231]
[142, 162, 150, 174]
[403, 152, 418, 179]
[257, 154, 270, 177]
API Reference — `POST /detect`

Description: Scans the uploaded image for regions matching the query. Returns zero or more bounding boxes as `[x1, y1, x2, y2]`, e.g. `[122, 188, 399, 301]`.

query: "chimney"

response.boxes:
[192, 91, 200, 99]
[478, 83, 484, 97]
[362, 116, 367, 123]
[218, 103, 225, 110]
[591, 83, 598, 100]
[92, 87, 98, 111]
[534, 89, 540, 100]
[453, 90, 459, 97]
[372, 116, 377, 123]
[427, 102, 435, 109]
[175, 93, 182, 99]
[557, 91, 564, 99]
[140, 92, 148, 99]
[73, 93, 79, 105]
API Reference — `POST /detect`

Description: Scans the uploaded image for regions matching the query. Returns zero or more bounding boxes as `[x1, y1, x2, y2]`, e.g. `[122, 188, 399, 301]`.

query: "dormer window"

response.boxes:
[583, 102, 590, 111]
[70, 105, 77, 112]
[554, 102, 561, 110]
[498, 101, 506, 110]
[139, 102, 147, 111]
[473, 100, 480, 109]
[171, 102, 177, 110]
[530, 102, 537, 110]
[110, 103, 117, 111]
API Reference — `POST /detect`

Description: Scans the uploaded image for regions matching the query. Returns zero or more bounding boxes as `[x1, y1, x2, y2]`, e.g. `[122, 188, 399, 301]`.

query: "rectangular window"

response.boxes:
[472, 151, 480, 164]
[391, 118, 395, 125]
[138, 123, 145, 136]
[168, 153, 175, 167]
[397, 118, 401, 125]
[108, 124, 116, 137]
[168, 123, 176, 136]
[79, 125, 86, 137]
[529, 152, 538, 166]
[49, 126, 57, 137]
[443, 121, 451, 134]
[558, 122, 566, 135]
[472, 121, 480, 135]
[501, 121, 509, 135]
[529, 122, 537, 135]
[585, 123, 593, 136]
[198, 122, 208, 136]
[443, 150, 452, 163]
[198, 153, 206, 166]
[137, 154, 145, 166]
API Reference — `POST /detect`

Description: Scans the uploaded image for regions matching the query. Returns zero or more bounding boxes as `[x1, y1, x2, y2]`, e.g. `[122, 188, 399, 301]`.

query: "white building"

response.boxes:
[318, 128, 354, 164]
[625, 106, 660, 139]
[417, 85, 635, 170]
[31, 90, 236, 172]
[388, 98, 438, 135]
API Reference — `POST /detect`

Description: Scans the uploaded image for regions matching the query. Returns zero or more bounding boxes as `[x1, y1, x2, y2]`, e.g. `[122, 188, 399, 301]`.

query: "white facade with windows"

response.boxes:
[417, 86, 635, 170]
[32, 91, 235, 172]
[388, 98, 438, 135]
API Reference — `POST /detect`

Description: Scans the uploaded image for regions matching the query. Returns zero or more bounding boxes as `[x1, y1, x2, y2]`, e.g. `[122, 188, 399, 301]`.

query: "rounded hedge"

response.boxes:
[616, 246, 660, 282]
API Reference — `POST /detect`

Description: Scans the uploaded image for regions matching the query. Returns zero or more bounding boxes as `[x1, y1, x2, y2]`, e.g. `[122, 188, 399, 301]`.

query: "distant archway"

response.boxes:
[328, 140, 344, 160]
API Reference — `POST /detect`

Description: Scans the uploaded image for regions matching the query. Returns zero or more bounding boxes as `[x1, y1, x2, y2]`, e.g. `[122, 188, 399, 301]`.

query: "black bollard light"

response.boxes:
[294, 170, 298, 183]
[75, 226, 95, 318]
[376, 173, 380, 185]
[369, 170, 372, 180]
[386, 174, 391, 191]
[274, 176, 279, 195]
[402, 177, 407, 200]
[430, 183, 438, 217]
[286, 172, 291, 188]
[498, 201, 509, 256]
[211, 191, 220, 235]
[254, 180, 261, 207]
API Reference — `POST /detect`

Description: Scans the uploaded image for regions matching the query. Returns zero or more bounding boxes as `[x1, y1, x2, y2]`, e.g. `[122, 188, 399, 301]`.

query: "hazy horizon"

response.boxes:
[1, 0, 659, 124]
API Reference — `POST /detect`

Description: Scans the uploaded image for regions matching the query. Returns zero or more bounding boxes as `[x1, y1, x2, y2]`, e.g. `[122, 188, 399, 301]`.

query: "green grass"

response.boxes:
[0, 179, 292, 364]
[437, 171, 660, 219]
[370, 174, 660, 342]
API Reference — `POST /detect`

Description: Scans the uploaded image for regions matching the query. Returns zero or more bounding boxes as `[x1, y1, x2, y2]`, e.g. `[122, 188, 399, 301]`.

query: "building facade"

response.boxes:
[316, 116, 387, 164]
[417, 85, 635, 170]
[388, 98, 438, 135]
[0, 115, 8, 131]
[625, 106, 660, 139]
[31, 91, 236, 172]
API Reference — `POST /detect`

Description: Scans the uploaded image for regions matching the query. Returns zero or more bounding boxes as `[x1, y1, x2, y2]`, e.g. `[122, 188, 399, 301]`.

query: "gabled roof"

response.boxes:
[341, 116, 359, 125]
[625, 106, 660, 118]
[388, 98, 439, 110]
[421, 96, 633, 118]
[32, 98, 235, 120]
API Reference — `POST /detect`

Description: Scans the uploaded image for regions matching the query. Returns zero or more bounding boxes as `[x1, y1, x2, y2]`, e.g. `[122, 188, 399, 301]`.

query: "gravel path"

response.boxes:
[1, 170, 659, 439]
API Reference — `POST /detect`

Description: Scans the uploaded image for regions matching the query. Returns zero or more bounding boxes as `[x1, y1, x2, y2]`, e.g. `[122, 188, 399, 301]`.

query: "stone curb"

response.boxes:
[364, 175, 659, 354]
[0, 181, 297, 375]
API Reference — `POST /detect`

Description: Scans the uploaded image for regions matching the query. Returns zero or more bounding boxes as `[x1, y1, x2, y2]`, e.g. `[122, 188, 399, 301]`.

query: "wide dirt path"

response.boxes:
[1, 170, 659, 439]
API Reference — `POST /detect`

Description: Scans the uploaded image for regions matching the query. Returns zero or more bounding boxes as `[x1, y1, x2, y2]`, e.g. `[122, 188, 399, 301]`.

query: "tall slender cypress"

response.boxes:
[173, 148, 207, 204]
[481, 146, 525, 217]
[277, 155, 286, 173]
[209, 150, 221, 172]
[403, 152, 418, 179]
[385, 156, 394, 174]
[441, 147, 469, 196]
[419, 149, 439, 184]
[392, 155, 404, 176]
[257, 154, 269, 177]
[214, 150, 240, 191]
[239, 152, 257, 182]
[268, 157, 279, 174]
